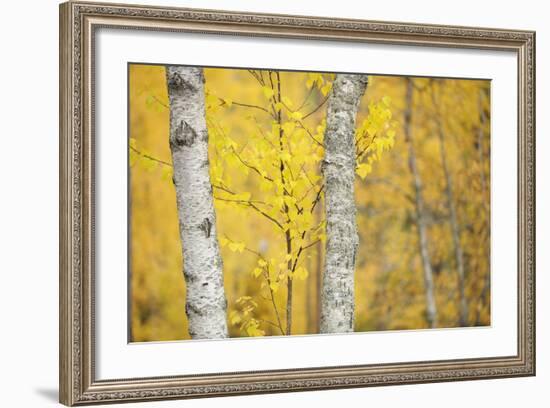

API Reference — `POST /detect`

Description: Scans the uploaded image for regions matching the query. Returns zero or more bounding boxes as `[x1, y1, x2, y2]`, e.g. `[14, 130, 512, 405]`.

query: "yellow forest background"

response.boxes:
[129, 64, 491, 342]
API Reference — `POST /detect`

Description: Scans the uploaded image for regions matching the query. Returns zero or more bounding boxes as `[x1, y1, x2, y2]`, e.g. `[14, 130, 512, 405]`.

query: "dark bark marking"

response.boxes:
[167, 71, 196, 93]
[199, 218, 212, 238]
[171, 120, 198, 148]
[183, 269, 197, 284]
[186, 302, 204, 317]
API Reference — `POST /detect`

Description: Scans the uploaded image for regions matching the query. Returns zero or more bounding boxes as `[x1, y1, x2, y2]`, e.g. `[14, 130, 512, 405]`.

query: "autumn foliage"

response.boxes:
[129, 65, 490, 341]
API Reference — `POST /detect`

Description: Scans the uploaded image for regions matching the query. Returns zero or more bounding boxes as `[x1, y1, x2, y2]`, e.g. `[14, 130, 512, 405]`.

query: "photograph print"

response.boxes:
[128, 64, 491, 342]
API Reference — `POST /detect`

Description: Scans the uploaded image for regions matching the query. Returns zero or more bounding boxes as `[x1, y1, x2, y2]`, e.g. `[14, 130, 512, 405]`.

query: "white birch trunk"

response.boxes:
[320, 74, 368, 333]
[166, 66, 228, 339]
[475, 86, 491, 324]
[404, 78, 438, 328]
[435, 108, 468, 326]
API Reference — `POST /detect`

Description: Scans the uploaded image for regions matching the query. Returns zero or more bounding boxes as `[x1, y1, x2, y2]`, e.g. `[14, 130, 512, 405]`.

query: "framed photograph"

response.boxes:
[59, 1, 535, 405]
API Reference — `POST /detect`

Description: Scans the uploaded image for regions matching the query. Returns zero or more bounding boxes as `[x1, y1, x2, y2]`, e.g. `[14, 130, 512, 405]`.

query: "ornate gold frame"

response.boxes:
[59, 1, 536, 405]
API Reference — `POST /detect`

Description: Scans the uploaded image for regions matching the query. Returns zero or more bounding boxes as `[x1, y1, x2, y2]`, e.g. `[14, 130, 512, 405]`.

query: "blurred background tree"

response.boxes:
[129, 64, 490, 342]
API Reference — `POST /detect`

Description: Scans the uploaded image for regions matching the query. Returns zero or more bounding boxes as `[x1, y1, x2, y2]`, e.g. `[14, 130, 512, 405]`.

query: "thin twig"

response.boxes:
[151, 94, 169, 110]
[231, 147, 274, 182]
[296, 85, 314, 111]
[218, 97, 270, 114]
[213, 185, 283, 230]
[363, 178, 415, 203]
[297, 122, 323, 147]
[214, 196, 271, 206]
[130, 145, 172, 167]
[302, 94, 329, 119]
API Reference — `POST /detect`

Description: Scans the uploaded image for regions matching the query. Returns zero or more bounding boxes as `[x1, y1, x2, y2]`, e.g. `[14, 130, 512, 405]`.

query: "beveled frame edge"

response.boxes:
[59, 1, 536, 405]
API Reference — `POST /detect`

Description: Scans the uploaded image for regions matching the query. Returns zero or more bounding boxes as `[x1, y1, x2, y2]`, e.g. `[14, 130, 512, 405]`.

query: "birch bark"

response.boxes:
[432, 84, 468, 325]
[320, 74, 368, 334]
[404, 78, 438, 328]
[166, 66, 228, 339]
[475, 86, 491, 324]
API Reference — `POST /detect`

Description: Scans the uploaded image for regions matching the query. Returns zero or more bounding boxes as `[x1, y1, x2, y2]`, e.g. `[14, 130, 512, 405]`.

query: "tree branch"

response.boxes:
[213, 185, 283, 230]
[218, 97, 271, 115]
[130, 145, 172, 167]
[230, 147, 274, 182]
[297, 122, 324, 147]
[302, 94, 330, 119]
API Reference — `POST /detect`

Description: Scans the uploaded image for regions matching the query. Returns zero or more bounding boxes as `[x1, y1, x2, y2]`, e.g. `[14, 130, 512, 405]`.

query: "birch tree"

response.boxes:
[166, 66, 228, 339]
[320, 74, 368, 333]
[475, 85, 491, 324]
[431, 82, 468, 326]
[404, 78, 437, 328]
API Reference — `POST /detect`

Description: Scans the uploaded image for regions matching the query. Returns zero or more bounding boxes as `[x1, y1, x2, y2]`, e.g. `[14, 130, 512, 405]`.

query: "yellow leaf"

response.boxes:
[300, 211, 313, 229]
[219, 237, 229, 248]
[283, 195, 296, 207]
[235, 192, 252, 201]
[246, 322, 265, 337]
[274, 102, 284, 112]
[294, 266, 309, 280]
[228, 241, 246, 253]
[161, 166, 172, 181]
[252, 267, 263, 278]
[129, 149, 138, 167]
[282, 121, 296, 136]
[271, 122, 281, 136]
[140, 156, 157, 172]
[260, 179, 272, 192]
[262, 86, 274, 99]
[280, 151, 291, 162]
[229, 311, 241, 325]
[289, 111, 303, 121]
[282, 96, 293, 107]
[223, 98, 233, 108]
[270, 281, 279, 293]
[274, 196, 285, 210]
[321, 82, 332, 97]
[356, 163, 372, 179]
[225, 153, 240, 168]
[258, 259, 268, 267]
[205, 93, 220, 112]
